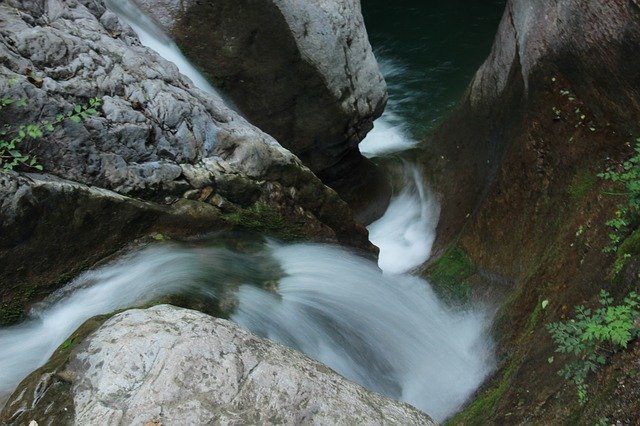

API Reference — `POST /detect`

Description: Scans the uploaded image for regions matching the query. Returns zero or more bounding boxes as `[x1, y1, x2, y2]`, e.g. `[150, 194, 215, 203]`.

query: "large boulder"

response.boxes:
[0, 0, 374, 324]
[426, 0, 640, 249]
[127, 0, 390, 214]
[1, 305, 435, 425]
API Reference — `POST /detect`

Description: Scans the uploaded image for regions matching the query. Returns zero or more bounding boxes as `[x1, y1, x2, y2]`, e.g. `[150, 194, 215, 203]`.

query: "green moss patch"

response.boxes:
[447, 362, 517, 425]
[567, 169, 597, 200]
[613, 227, 640, 278]
[224, 202, 304, 241]
[425, 246, 475, 302]
[0, 286, 36, 326]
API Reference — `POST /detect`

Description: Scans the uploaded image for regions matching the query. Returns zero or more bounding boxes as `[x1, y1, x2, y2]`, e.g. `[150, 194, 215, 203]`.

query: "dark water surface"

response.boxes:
[362, 0, 506, 137]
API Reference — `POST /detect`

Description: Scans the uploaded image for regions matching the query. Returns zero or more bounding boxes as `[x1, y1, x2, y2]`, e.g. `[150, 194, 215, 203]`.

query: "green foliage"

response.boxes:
[0, 96, 102, 171]
[546, 290, 640, 404]
[599, 140, 640, 252]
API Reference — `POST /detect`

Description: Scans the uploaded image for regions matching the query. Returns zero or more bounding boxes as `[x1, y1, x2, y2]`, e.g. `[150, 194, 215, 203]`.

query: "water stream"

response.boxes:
[0, 1, 503, 421]
[0, 242, 494, 421]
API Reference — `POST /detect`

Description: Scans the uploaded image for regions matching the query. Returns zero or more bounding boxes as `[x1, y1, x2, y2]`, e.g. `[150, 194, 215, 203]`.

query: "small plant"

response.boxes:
[0, 95, 102, 171]
[599, 140, 640, 253]
[546, 290, 640, 404]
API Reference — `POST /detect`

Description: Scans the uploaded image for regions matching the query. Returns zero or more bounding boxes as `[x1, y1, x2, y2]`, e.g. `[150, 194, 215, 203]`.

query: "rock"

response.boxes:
[0, 0, 375, 323]
[421, 0, 640, 423]
[128, 0, 390, 210]
[426, 0, 640, 249]
[1, 305, 435, 425]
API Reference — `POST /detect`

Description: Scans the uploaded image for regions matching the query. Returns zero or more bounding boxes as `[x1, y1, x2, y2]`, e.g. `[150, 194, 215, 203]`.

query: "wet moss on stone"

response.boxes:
[425, 245, 475, 303]
[567, 169, 597, 200]
[224, 202, 305, 241]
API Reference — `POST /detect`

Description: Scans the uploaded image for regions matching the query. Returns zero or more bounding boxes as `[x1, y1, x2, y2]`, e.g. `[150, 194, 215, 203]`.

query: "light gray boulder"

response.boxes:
[2, 305, 435, 425]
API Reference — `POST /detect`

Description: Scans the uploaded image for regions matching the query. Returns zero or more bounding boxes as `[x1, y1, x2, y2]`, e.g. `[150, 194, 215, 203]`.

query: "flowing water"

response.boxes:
[0, 242, 493, 421]
[0, 0, 506, 421]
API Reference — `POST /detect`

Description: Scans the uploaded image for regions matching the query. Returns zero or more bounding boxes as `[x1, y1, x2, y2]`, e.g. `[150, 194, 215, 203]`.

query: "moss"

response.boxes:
[0, 285, 36, 326]
[224, 202, 304, 241]
[425, 246, 475, 302]
[450, 298, 547, 424]
[612, 227, 640, 279]
[523, 299, 544, 336]
[567, 169, 597, 200]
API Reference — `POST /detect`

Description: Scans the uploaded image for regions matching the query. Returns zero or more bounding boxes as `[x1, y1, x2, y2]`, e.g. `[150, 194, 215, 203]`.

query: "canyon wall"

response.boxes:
[425, 0, 640, 422]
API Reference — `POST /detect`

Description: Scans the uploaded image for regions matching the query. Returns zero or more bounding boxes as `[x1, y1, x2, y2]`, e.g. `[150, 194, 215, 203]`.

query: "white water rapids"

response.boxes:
[0, 242, 493, 421]
[0, 2, 495, 422]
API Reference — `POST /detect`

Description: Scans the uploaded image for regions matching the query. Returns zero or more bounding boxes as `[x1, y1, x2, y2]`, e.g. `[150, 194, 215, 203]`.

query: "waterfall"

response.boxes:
[0, 2, 496, 422]
[368, 164, 440, 274]
[359, 56, 420, 157]
[104, 0, 218, 95]
[0, 242, 494, 421]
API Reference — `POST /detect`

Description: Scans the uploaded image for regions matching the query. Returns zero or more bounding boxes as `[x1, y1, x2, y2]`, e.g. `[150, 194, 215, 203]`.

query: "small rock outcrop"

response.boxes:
[129, 0, 390, 211]
[1, 305, 435, 425]
[0, 0, 374, 323]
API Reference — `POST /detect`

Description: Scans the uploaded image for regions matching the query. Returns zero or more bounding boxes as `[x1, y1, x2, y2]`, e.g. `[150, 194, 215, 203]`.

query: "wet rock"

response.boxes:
[0, 0, 375, 323]
[1, 305, 435, 425]
[131, 0, 390, 209]
[427, 0, 640, 249]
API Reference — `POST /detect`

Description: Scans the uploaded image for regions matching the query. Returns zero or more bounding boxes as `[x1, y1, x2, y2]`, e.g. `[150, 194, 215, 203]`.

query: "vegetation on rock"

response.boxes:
[599, 140, 640, 254]
[546, 290, 640, 404]
[1, 95, 102, 171]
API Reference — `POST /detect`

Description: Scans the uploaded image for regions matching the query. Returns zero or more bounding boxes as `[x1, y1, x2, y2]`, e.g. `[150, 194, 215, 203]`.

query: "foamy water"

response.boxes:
[0, 3, 494, 422]
[368, 164, 440, 274]
[0, 243, 494, 421]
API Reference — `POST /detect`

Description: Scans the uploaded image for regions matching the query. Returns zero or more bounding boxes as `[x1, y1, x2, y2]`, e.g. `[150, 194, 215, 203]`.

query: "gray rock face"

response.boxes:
[130, 0, 389, 202]
[2, 305, 435, 425]
[0, 0, 375, 322]
[469, 0, 640, 123]
[1, 0, 307, 196]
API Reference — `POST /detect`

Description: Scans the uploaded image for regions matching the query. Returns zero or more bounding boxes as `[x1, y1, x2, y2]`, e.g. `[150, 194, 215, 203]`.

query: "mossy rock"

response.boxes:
[223, 202, 307, 242]
[0, 314, 111, 424]
[424, 246, 475, 303]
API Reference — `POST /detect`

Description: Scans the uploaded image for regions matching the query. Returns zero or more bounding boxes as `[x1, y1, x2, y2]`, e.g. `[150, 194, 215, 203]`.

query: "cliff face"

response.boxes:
[429, 0, 640, 248]
[0, 0, 375, 325]
[424, 0, 640, 423]
[130, 0, 391, 216]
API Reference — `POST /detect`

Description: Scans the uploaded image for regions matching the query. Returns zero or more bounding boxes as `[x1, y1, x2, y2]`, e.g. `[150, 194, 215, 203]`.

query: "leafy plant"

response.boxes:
[599, 140, 640, 252]
[546, 290, 640, 404]
[0, 96, 102, 171]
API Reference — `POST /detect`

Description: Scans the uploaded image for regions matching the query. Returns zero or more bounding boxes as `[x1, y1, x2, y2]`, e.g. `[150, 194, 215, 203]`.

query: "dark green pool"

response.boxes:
[362, 0, 506, 138]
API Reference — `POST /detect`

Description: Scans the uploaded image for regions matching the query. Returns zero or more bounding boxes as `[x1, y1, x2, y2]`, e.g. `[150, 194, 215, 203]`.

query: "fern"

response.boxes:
[546, 290, 640, 404]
